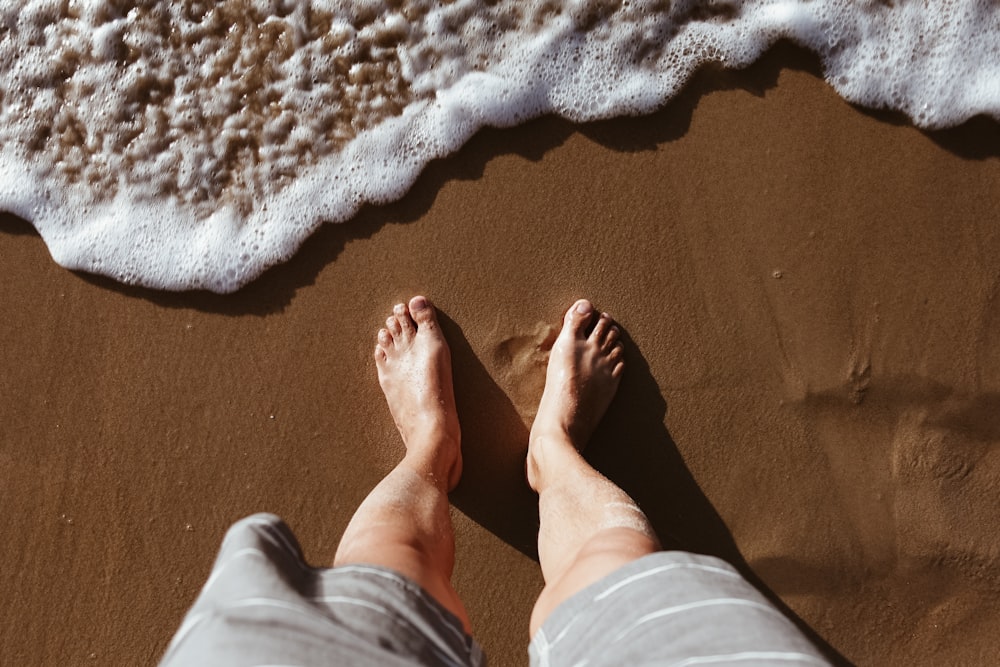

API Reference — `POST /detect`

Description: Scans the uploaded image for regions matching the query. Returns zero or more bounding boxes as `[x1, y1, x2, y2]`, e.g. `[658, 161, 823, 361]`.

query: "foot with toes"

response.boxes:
[374, 296, 462, 491]
[527, 299, 625, 491]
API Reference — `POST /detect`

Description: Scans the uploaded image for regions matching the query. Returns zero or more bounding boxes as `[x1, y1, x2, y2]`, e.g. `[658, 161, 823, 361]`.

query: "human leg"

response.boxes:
[526, 299, 661, 636]
[160, 297, 478, 665]
[334, 295, 470, 632]
[525, 300, 832, 667]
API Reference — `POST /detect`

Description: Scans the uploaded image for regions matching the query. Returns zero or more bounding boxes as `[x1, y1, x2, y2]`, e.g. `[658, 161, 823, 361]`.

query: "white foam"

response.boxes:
[0, 0, 997, 292]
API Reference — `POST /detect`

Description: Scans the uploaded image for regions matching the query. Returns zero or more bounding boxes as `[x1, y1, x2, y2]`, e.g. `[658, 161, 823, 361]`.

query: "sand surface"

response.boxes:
[2, 45, 1000, 666]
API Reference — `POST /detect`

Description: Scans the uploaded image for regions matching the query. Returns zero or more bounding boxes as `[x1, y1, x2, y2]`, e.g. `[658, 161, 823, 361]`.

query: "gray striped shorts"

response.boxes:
[159, 513, 484, 667]
[530, 551, 830, 667]
[161, 513, 829, 666]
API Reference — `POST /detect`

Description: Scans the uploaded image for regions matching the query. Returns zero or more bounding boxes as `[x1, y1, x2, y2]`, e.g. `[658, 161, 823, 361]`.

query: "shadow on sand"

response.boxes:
[0, 212, 37, 235]
[439, 311, 540, 557]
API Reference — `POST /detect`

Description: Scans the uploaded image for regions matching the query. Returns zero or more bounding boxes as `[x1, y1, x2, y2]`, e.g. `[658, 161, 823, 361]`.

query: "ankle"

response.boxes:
[526, 431, 579, 492]
[400, 414, 460, 448]
[529, 420, 586, 455]
[528, 426, 570, 451]
[401, 432, 460, 478]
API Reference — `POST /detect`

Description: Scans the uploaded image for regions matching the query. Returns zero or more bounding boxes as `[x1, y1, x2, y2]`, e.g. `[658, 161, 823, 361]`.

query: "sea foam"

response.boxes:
[1, 0, 997, 292]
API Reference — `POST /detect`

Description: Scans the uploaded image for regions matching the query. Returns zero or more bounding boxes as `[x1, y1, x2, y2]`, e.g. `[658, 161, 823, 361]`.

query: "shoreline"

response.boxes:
[2, 44, 1000, 665]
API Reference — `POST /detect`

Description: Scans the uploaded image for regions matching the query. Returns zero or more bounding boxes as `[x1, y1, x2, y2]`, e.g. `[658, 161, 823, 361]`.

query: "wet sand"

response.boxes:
[2, 44, 1000, 665]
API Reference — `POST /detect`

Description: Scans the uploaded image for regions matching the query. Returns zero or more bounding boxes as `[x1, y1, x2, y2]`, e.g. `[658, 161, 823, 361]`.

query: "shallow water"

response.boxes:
[1, 0, 997, 292]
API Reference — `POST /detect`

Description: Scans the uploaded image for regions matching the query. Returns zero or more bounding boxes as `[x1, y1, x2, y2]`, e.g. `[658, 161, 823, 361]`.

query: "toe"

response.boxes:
[386, 315, 401, 338]
[612, 360, 625, 378]
[591, 312, 612, 343]
[394, 302, 416, 340]
[374, 343, 387, 364]
[601, 325, 621, 352]
[609, 342, 625, 364]
[563, 299, 595, 338]
[408, 295, 438, 330]
[378, 328, 393, 347]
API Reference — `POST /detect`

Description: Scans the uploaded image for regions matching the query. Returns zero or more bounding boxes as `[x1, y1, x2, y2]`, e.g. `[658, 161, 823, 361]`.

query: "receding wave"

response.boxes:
[1, 0, 997, 291]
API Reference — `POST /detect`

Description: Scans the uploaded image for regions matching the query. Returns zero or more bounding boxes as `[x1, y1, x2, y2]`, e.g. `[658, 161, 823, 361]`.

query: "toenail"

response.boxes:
[575, 300, 593, 314]
[411, 296, 428, 311]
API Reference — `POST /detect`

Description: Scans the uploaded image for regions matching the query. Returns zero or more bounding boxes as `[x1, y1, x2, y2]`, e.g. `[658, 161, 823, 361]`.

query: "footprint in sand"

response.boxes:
[891, 397, 1000, 579]
[493, 322, 559, 423]
[796, 373, 1000, 588]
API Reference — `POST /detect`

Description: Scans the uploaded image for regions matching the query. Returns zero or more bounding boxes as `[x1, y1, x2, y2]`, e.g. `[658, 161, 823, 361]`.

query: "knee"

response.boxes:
[575, 526, 661, 562]
[531, 528, 659, 637]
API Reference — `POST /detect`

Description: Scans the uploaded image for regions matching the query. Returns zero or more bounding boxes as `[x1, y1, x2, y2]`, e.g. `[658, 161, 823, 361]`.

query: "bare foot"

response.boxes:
[374, 296, 462, 491]
[527, 299, 624, 491]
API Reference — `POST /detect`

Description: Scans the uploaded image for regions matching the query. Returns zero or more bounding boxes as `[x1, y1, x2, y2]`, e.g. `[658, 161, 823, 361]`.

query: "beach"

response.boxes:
[2, 43, 1000, 665]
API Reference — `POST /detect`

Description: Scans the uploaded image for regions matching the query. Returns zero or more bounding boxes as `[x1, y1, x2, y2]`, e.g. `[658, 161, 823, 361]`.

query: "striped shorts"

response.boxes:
[161, 513, 829, 666]
[530, 551, 831, 667]
[159, 514, 483, 667]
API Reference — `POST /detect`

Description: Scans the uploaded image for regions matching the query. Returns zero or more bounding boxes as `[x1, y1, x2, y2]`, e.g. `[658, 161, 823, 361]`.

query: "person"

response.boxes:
[160, 297, 831, 666]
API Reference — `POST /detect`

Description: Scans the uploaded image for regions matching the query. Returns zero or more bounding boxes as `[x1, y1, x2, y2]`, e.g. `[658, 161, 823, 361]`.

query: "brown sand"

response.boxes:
[2, 44, 1000, 665]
